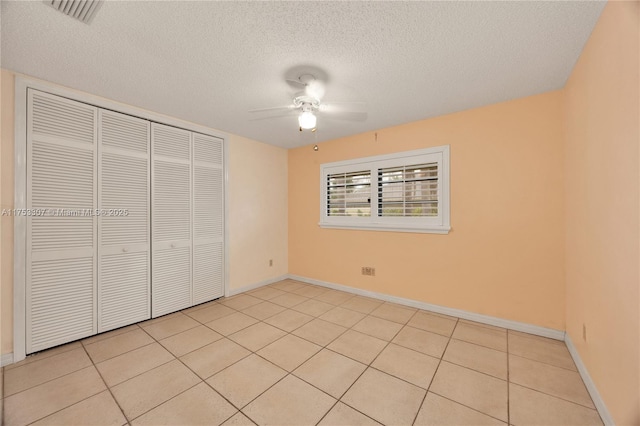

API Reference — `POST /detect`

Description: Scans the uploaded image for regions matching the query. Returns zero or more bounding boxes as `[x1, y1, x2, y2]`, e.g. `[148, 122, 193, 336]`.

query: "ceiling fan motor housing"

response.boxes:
[293, 95, 320, 111]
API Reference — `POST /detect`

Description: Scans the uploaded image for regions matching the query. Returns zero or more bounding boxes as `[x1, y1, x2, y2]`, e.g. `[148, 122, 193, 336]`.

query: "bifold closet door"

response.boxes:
[151, 123, 192, 317]
[98, 110, 151, 332]
[192, 133, 224, 304]
[26, 89, 98, 353]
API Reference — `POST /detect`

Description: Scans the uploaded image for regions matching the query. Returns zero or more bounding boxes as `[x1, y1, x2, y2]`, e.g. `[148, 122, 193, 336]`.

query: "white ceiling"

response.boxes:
[1, 1, 605, 148]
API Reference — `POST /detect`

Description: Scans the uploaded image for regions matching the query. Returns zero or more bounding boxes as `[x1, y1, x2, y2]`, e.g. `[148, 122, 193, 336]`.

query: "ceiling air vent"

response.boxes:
[45, 0, 103, 24]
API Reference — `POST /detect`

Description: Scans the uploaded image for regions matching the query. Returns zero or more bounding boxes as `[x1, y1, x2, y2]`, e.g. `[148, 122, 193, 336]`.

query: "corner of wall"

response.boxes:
[227, 134, 289, 292]
[562, 2, 640, 424]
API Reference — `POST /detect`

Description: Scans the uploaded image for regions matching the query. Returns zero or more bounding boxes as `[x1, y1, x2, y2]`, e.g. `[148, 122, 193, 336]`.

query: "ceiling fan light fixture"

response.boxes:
[298, 111, 317, 130]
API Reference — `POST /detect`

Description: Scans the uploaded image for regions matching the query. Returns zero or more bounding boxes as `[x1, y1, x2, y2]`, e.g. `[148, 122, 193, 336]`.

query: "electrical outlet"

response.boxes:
[269, 259, 273, 267]
[583, 323, 587, 341]
[361, 267, 376, 276]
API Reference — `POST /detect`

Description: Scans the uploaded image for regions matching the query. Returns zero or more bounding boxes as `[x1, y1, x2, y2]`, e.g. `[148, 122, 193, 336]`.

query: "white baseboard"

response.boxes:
[287, 274, 566, 341]
[1, 353, 14, 367]
[238, 273, 614, 422]
[564, 334, 614, 425]
[227, 274, 289, 297]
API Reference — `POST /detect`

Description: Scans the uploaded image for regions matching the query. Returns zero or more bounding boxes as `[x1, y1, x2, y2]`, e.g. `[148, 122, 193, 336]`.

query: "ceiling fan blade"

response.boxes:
[318, 101, 367, 121]
[319, 101, 367, 114]
[248, 105, 295, 114]
[319, 111, 368, 122]
[248, 109, 299, 121]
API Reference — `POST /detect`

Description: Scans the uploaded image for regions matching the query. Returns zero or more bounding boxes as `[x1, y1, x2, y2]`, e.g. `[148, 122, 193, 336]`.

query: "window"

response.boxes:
[320, 145, 450, 233]
[327, 170, 371, 217]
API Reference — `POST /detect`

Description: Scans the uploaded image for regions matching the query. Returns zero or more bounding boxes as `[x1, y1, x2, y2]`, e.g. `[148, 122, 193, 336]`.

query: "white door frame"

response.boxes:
[13, 75, 230, 362]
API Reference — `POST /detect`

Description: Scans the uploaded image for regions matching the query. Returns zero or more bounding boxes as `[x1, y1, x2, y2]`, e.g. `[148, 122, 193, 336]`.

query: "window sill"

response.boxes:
[318, 222, 451, 234]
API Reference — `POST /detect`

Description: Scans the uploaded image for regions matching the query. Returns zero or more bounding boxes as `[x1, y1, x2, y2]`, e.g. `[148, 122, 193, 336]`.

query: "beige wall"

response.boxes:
[289, 91, 566, 330]
[0, 69, 289, 355]
[228, 134, 289, 291]
[564, 2, 640, 424]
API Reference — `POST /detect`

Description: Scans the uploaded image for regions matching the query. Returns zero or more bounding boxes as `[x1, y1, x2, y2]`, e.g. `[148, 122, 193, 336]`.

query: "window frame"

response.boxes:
[319, 145, 450, 234]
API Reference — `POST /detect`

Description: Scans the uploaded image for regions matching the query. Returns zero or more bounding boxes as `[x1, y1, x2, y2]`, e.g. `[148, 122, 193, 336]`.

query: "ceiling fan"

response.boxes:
[249, 73, 367, 132]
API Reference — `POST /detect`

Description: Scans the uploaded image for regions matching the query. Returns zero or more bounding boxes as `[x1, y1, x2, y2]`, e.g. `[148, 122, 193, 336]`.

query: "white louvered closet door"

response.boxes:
[151, 123, 192, 317]
[192, 133, 224, 304]
[98, 110, 151, 332]
[26, 89, 98, 353]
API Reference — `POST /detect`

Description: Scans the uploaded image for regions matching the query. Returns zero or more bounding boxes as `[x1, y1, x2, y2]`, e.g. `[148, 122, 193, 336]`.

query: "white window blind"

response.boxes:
[327, 170, 371, 217]
[378, 163, 438, 217]
[320, 146, 450, 234]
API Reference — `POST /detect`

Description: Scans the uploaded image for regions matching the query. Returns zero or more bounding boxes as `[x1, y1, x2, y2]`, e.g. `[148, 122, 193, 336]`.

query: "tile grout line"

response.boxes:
[21, 375, 115, 426]
[9, 280, 590, 426]
[235, 308, 286, 322]
[213, 350, 288, 412]
[411, 316, 458, 426]
[426, 390, 510, 424]
[178, 288, 349, 424]
[313, 401, 344, 426]
[86, 338, 157, 365]
[213, 312, 345, 424]
[155, 332, 225, 359]
[7, 284, 318, 424]
[202, 310, 260, 332]
[214, 298, 376, 425]
[261, 313, 316, 334]
[309, 352, 379, 423]
[183, 305, 240, 326]
[355, 309, 421, 424]
[315, 306, 419, 425]
[149, 305, 261, 417]
[446, 333, 508, 353]
[81, 323, 142, 345]
[304, 346, 381, 426]
[229, 289, 453, 420]
[17, 351, 127, 425]
[130, 382, 205, 423]
[124, 316, 252, 423]
[85, 314, 212, 364]
[174, 340, 252, 413]
[351, 319, 512, 386]
[91, 345, 176, 386]
[506, 351, 582, 373]
[432, 355, 507, 383]
[82, 327, 189, 405]
[507, 382, 602, 411]
[507, 328, 567, 345]
[3, 342, 83, 372]
[425, 341, 511, 383]
[3, 350, 97, 399]
[446, 326, 580, 373]
[157, 293, 599, 422]
[81, 336, 138, 425]
[140, 320, 203, 342]
[213, 296, 348, 362]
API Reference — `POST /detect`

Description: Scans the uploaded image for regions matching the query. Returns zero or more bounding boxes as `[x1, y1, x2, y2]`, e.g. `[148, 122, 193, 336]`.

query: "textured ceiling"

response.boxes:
[1, 1, 605, 148]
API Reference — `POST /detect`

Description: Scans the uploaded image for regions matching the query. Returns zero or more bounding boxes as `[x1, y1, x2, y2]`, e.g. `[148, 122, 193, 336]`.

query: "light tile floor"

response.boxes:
[1, 279, 603, 426]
